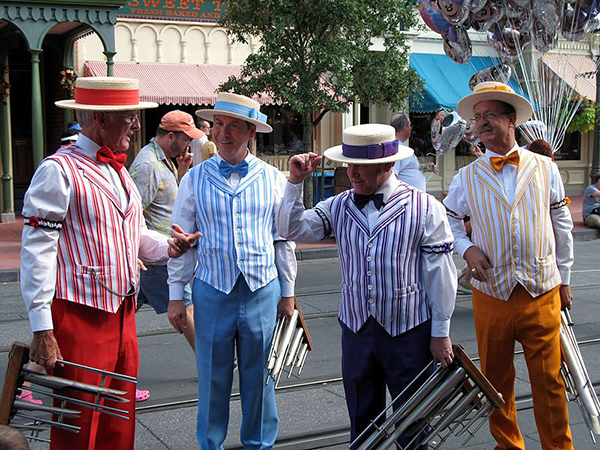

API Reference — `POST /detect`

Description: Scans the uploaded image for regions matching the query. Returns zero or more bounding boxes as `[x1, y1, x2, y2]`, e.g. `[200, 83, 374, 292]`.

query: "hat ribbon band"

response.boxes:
[213, 100, 267, 123]
[75, 87, 140, 106]
[342, 139, 398, 160]
[476, 85, 514, 94]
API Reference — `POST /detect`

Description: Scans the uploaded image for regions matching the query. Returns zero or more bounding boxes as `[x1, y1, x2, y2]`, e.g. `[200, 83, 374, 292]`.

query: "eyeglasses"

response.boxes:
[469, 111, 512, 124]
[114, 112, 140, 124]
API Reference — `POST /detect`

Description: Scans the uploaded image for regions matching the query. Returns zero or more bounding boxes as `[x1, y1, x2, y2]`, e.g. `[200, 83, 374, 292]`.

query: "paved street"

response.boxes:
[1, 240, 600, 449]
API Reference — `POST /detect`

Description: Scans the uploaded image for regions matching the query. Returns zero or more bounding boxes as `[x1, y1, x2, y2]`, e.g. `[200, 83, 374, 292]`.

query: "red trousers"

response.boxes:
[49, 297, 138, 450]
[473, 284, 572, 450]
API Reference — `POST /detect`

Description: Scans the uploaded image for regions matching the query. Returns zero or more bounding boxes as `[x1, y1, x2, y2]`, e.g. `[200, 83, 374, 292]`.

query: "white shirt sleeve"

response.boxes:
[273, 172, 297, 297]
[20, 160, 70, 332]
[276, 181, 335, 242]
[548, 162, 574, 285]
[442, 172, 474, 257]
[168, 171, 199, 300]
[393, 156, 426, 192]
[421, 197, 457, 337]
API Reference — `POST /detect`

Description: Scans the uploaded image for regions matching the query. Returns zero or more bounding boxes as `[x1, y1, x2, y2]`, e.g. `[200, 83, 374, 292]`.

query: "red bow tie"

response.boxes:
[96, 146, 127, 172]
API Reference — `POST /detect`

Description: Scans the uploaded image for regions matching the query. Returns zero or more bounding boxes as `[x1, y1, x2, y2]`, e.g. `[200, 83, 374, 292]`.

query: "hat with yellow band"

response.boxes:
[457, 81, 533, 126]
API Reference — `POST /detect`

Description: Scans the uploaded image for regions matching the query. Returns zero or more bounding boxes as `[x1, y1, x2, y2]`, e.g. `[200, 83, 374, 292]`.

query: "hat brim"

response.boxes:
[55, 100, 159, 111]
[324, 144, 414, 165]
[457, 91, 533, 126]
[196, 109, 273, 133]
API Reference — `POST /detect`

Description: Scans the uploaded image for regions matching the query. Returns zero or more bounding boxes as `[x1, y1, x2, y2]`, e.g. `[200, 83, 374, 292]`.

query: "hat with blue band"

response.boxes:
[324, 124, 413, 165]
[195, 92, 272, 133]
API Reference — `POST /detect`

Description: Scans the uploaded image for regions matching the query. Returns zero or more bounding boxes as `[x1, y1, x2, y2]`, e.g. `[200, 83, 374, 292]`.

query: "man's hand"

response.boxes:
[464, 246, 493, 282]
[176, 151, 194, 181]
[168, 300, 188, 334]
[560, 285, 573, 310]
[30, 330, 63, 370]
[288, 153, 322, 184]
[430, 336, 453, 368]
[278, 296, 296, 318]
[168, 224, 202, 257]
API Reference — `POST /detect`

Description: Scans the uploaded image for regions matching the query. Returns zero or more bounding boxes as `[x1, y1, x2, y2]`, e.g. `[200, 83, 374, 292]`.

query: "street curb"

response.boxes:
[0, 270, 19, 283]
[295, 247, 338, 261]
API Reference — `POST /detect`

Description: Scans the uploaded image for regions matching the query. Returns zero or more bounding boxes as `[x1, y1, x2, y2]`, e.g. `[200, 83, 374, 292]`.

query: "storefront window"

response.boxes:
[257, 106, 303, 156]
[554, 132, 581, 161]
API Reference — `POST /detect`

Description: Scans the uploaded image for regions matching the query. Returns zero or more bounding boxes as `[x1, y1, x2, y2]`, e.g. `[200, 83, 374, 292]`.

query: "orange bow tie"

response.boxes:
[490, 152, 520, 171]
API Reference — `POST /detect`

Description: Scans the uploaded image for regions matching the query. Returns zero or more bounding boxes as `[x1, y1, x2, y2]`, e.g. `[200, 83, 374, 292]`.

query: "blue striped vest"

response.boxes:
[190, 155, 281, 294]
[330, 185, 430, 336]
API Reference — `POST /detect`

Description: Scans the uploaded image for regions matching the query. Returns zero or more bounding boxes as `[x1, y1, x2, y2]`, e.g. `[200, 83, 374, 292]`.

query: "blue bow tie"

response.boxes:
[354, 193, 385, 211]
[219, 159, 249, 178]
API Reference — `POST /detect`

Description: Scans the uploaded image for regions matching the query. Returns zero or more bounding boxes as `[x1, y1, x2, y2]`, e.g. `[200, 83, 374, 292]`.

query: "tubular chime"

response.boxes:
[0, 342, 136, 443]
[352, 345, 504, 450]
[560, 309, 600, 443]
[266, 306, 313, 388]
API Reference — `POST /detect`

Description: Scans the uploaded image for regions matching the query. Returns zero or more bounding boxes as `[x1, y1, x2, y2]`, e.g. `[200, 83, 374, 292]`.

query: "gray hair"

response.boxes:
[390, 112, 410, 132]
[75, 110, 95, 127]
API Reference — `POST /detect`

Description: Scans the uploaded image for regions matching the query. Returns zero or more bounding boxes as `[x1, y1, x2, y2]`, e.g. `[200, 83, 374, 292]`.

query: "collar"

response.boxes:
[150, 138, 168, 162]
[485, 143, 520, 160]
[214, 150, 255, 166]
[370, 173, 400, 204]
[73, 133, 102, 159]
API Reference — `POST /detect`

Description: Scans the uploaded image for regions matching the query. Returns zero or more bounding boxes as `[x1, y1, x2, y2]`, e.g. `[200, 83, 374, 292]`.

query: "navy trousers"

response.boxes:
[341, 317, 433, 449]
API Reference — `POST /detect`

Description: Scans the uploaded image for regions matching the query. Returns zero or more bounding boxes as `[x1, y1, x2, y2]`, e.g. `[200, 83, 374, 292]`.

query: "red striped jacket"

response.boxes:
[48, 148, 143, 312]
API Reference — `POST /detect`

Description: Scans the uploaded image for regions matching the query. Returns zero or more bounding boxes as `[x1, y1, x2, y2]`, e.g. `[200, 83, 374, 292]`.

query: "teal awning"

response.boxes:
[409, 54, 527, 113]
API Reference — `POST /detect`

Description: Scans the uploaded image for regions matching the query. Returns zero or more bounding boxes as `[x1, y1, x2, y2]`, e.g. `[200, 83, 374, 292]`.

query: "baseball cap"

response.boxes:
[159, 110, 204, 139]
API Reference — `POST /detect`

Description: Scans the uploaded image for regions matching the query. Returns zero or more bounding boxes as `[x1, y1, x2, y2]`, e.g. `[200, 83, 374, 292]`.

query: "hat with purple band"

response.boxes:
[195, 92, 272, 133]
[324, 124, 413, 165]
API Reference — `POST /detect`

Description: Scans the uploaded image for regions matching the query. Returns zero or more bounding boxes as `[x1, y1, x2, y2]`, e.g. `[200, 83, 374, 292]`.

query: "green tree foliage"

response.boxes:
[219, 0, 422, 204]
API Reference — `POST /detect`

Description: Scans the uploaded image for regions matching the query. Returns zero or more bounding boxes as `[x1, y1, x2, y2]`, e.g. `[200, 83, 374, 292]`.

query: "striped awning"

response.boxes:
[542, 53, 597, 100]
[83, 62, 276, 106]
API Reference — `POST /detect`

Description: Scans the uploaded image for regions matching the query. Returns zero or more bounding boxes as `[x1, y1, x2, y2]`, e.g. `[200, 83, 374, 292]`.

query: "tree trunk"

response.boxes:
[302, 110, 314, 208]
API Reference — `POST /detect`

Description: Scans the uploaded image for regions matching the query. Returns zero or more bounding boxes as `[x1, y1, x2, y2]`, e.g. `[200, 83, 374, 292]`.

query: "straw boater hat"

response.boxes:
[323, 124, 413, 165]
[195, 92, 272, 133]
[55, 77, 158, 111]
[457, 81, 533, 126]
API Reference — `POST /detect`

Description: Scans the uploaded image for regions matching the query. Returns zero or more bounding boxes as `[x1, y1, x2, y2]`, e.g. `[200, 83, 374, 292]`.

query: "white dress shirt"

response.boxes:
[168, 151, 296, 300]
[21, 134, 169, 331]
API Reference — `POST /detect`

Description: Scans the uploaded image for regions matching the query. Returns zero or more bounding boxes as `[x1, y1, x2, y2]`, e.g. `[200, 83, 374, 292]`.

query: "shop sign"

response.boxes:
[119, 0, 229, 22]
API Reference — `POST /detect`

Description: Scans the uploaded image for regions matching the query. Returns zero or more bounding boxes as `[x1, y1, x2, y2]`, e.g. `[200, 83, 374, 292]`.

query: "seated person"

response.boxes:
[583, 174, 600, 229]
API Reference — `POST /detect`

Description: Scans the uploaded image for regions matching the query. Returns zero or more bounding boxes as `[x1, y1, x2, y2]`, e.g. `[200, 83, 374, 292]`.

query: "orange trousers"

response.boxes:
[472, 284, 573, 450]
[49, 297, 138, 450]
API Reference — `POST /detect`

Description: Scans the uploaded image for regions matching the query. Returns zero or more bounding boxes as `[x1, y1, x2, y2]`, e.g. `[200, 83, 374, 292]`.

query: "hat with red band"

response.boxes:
[55, 77, 158, 111]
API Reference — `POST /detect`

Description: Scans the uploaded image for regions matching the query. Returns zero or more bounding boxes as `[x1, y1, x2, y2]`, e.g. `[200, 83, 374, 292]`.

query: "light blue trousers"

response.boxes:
[193, 276, 280, 450]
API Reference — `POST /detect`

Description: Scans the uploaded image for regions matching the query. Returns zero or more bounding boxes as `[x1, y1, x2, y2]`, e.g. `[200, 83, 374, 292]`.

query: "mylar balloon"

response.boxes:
[419, 0, 453, 34]
[532, 18, 557, 52]
[470, 0, 504, 31]
[533, 0, 560, 33]
[431, 111, 449, 153]
[431, 0, 471, 25]
[470, 0, 488, 12]
[444, 26, 472, 63]
[464, 121, 481, 145]
[505, 0, 526, 18]
[469, 64, 512, 90]
[440, 120, 467, 154]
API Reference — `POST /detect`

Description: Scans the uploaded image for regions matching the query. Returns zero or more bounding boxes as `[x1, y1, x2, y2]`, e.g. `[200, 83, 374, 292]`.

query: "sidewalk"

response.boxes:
[1, 195, 597, 280]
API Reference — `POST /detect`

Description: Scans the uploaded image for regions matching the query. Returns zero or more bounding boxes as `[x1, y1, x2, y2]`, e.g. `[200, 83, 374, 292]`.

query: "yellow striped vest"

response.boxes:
[462, 149, 562, 300]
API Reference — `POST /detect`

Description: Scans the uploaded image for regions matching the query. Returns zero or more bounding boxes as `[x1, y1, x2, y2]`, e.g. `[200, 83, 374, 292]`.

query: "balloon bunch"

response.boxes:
[419, 0, 600, 64]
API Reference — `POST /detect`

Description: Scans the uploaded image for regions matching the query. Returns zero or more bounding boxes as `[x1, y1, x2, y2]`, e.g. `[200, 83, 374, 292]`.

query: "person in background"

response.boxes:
[129, 110, 201, 402]
[528, 139, 554, 160]
[583, 173, 600, 229]
[190, 119, 210, 166]
[390, 112, 427, 191]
